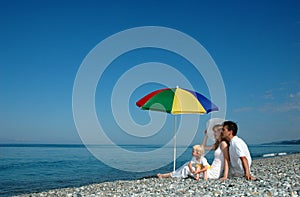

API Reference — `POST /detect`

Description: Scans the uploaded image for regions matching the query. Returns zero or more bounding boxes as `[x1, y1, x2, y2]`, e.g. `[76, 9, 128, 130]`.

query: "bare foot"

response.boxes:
[157, 173, 171, 178]
[249, 176, 257, 181]
[195, 175, 200, 180]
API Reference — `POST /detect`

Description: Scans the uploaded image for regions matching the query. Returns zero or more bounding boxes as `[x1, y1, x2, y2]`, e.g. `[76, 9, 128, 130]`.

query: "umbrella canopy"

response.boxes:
[136, 87, 218, 114]
[136, 87, 218, 172]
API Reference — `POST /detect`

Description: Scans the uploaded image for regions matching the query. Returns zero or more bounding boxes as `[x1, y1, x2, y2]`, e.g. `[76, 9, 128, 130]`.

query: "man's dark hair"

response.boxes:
[223, 121, 238, 136]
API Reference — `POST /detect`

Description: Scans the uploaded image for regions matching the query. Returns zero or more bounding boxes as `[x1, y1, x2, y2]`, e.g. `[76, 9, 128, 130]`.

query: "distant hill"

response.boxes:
[263, 139, 300, 145]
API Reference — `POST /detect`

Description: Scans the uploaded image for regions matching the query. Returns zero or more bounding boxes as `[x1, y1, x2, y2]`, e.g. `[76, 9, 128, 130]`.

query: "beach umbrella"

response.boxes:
[136, 86, 218, 171]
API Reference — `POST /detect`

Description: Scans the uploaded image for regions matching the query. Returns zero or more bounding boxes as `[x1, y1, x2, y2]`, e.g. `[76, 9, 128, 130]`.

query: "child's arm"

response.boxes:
[195, 166, 201, 173]
[188, 162, 195, 174]
[197, 157, 209, 174]
[197, 165, 208, 173]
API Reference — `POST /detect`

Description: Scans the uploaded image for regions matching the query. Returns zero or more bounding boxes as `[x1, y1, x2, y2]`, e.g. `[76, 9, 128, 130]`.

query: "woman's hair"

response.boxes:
[212, 125, 222, 150]
[193, 144, 205, 156]
[212, 124, 229, 150]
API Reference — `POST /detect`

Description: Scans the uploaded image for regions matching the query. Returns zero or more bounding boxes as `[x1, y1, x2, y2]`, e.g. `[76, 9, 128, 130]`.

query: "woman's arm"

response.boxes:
[220, 141, 229, 180]
[202, 129, 215, 150]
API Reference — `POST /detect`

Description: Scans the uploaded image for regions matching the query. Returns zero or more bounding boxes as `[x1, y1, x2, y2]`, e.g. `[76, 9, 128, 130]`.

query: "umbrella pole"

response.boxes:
[173, 115, 177, 172]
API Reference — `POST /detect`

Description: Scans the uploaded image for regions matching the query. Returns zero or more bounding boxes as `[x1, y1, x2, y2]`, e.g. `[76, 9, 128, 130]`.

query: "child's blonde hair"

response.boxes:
[193, 144, 205, 156]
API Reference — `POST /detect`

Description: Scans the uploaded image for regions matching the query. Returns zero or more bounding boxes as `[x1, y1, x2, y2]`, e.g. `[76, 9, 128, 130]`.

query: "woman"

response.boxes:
[157, 119, 229, 180]
[202, 123, 229, 180]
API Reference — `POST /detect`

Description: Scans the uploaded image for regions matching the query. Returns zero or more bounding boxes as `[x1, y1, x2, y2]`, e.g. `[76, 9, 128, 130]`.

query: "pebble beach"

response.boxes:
[15, 153, 300, 197]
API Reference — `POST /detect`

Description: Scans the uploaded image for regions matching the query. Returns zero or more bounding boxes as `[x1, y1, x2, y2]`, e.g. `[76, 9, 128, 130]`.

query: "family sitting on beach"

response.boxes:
[157, 120, 256, 181]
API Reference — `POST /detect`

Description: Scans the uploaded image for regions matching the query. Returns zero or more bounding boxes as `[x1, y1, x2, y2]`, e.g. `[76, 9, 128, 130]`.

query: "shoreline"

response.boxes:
[14, 153, 300, 196]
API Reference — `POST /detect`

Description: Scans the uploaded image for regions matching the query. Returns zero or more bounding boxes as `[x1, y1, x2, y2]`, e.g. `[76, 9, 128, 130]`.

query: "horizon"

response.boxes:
[1, 138, 300, 146]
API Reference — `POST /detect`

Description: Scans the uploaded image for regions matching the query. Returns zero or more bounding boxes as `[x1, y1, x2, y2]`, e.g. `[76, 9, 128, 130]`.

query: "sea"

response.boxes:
[0, 144, 299, 197]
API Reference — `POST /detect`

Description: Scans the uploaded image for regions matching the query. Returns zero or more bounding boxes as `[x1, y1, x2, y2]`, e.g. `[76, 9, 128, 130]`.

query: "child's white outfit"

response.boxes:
[171, 156, 209, 178]
[171, 144, 226, 179]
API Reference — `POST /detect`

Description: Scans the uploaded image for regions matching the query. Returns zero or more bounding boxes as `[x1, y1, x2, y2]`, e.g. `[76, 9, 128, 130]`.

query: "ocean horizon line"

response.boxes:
[0, 143, 190, 148]
[1, 142, 299, 148]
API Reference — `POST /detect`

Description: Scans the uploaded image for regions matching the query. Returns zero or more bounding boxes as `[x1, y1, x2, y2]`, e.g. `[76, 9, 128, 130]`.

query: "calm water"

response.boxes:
[0, 144, 299, 197]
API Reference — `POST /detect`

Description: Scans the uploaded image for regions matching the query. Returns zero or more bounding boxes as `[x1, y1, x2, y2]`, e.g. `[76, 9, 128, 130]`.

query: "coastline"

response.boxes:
[14, 153, 300, 197]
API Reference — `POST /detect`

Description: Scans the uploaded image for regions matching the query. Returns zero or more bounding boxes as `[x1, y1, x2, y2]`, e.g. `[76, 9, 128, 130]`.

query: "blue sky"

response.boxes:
[1, 1, 299, 145]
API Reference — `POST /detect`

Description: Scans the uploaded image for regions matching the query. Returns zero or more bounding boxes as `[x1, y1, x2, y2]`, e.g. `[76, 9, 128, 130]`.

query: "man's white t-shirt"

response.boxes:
[229, 136, 252, 176]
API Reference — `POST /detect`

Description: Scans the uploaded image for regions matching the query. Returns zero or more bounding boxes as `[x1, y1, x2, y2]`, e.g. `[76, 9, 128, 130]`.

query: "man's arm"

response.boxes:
[240, 156, 255, 180]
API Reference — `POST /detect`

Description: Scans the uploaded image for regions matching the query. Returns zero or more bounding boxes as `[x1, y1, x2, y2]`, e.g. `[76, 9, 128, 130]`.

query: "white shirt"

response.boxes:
[190, 156, 209, 167]
[229, 136, 252, 176]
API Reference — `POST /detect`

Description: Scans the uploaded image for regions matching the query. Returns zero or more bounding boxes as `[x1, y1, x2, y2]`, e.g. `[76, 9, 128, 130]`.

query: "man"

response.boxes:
[222, 121, 255, 180]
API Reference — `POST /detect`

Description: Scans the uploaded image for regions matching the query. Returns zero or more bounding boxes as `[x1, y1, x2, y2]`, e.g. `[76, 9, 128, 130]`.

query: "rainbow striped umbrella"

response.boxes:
[136, 87, 218, 114]
[136, 87, 218, 171]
